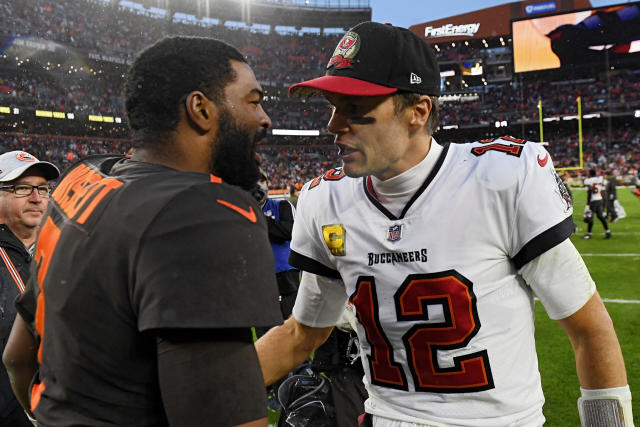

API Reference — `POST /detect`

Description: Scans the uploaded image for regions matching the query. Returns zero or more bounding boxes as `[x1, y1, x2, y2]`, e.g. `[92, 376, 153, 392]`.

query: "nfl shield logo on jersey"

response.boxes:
[387, 224, 402, 241]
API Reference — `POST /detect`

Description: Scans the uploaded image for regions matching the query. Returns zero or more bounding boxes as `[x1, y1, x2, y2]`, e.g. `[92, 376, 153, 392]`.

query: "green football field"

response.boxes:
[269, 188, 640, 426]
[537, 188, 639, 426]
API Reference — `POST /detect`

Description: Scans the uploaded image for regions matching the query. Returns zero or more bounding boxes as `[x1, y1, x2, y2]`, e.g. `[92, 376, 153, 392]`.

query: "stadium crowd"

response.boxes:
[2, 65, 638, 130]
[1, 0, 639, 189]
[2, 0, 640, 130]
[2, 126, 638, 190]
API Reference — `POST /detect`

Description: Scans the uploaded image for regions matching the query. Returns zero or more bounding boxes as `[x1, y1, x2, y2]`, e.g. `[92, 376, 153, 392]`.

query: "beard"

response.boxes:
[210, 110, 266, 191]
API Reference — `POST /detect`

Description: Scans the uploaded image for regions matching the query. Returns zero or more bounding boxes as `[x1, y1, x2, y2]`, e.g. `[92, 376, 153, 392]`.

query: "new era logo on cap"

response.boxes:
[410, 73, 422, 84]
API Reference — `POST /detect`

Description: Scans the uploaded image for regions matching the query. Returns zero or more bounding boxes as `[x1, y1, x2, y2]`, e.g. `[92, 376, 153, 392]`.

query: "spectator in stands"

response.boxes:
[0, 151, 59, 426]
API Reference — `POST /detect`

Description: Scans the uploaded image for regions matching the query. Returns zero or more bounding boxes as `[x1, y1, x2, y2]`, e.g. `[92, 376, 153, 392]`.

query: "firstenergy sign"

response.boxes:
[424, 23, 480, 38]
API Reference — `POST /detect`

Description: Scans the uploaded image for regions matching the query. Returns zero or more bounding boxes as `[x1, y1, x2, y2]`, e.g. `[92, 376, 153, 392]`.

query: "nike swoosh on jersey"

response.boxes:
[216, 199, 257, 223]
[537, 153, 549, 167]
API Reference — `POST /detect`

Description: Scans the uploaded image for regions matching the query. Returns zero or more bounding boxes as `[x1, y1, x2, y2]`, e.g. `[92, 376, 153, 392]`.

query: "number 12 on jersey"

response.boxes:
[350, 271, 495, 393]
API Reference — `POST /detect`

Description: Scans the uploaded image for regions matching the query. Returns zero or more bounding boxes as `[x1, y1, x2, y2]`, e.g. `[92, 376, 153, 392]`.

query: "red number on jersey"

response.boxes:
[591, 182, 603, 196]
[351, 277, 408, 390]
[351, 271, 494, 393]
[309, 168, 346, 190]
[471, 143, 523, 157]
[501, 135, 526, 144]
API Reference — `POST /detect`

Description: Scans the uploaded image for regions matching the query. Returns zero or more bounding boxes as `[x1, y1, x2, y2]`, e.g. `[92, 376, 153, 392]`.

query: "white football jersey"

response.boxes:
[290, 137, 583, 426]
[584, 176, 605, 202]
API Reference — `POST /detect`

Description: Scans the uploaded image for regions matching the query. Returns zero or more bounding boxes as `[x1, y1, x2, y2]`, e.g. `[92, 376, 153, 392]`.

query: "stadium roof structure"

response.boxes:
[145, 0, 371, 30]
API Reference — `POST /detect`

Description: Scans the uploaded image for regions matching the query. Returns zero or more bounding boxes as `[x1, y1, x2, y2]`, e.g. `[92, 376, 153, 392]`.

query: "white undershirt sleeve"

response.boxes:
[519, 238, 596, 320]
[292, 271, 349, 328]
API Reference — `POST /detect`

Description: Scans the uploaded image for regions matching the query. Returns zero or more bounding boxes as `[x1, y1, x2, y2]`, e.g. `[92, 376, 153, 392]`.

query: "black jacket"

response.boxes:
[0, 224, 31, 417]
[605, 178, 617, 201]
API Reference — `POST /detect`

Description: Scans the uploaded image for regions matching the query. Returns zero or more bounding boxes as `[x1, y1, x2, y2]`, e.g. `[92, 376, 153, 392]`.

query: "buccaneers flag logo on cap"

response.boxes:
[327, 31, 360, 70]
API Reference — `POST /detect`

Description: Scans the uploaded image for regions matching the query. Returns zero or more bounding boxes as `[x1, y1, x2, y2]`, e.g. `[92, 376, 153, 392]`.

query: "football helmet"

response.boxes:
[583, 209, 593, 223]
[250, 181, 268, 209]
[277, 364, 334, 427]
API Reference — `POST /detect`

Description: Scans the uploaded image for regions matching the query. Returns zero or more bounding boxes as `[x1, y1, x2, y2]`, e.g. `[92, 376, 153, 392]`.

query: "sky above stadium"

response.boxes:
[370, 0, 630, 29]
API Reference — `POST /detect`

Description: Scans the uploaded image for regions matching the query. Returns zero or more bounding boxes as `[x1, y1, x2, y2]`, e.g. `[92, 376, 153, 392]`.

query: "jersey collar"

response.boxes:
[363, 142, 450, 220]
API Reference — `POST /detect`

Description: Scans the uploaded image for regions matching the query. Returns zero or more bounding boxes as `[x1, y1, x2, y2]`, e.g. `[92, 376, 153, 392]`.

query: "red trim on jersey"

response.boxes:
[209, 174, 222, 184]
[366, 176, 379, 201]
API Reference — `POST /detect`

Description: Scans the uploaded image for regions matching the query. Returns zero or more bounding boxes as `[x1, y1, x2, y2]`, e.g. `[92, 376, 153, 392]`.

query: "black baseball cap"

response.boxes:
[289, 21, 441, 97]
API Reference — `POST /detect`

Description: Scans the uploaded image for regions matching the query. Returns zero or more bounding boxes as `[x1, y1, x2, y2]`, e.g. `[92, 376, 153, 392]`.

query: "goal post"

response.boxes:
[538, 96, 584, 171]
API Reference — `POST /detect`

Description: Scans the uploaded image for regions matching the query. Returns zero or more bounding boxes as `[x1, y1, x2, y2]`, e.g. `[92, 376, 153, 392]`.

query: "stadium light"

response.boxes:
[635, 110, 640, 118]
[13, 108, 19, 115]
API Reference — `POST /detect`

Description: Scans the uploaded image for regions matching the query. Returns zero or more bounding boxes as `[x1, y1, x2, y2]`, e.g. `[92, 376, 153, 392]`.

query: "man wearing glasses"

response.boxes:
[0, 150, 59, 426]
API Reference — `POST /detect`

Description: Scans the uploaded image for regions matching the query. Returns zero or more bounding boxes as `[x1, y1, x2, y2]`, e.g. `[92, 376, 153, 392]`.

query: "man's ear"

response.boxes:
[184, 91, 217, 133]
[409, 96, 432, 131]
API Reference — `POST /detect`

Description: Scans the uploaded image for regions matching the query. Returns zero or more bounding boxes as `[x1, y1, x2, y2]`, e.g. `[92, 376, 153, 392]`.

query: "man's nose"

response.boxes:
[327, 110, 348, 135]
[27, 187, 44, 201]
[259, 105, 272, 129]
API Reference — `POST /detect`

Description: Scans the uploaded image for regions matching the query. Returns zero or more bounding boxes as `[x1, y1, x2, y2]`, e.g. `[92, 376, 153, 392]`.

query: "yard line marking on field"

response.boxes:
[574, 231, 640, 236]
[535, 298, 640, 304]
[602, 298, 640, 304]
[580, 253, 640, 257]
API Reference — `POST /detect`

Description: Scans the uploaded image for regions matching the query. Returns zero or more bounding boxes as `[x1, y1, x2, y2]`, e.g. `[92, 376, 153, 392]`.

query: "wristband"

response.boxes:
[578, 385, 634, 427]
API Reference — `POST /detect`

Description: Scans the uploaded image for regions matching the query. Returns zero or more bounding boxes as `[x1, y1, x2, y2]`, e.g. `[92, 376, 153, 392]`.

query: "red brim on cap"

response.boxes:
[289, 75, 398, 97]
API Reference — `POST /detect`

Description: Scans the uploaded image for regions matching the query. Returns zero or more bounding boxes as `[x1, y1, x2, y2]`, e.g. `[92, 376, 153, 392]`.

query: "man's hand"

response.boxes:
[255, 317, 333, 386]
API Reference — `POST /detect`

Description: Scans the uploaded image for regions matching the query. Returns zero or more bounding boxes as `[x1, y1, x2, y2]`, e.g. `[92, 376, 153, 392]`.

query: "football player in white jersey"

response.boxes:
[583, 168, 611, 239]
[256, 22, 633, 427]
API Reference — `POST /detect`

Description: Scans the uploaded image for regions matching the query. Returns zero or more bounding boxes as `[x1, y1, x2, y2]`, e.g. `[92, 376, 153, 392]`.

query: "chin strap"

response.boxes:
[578, 385, 634, 427]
